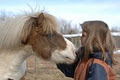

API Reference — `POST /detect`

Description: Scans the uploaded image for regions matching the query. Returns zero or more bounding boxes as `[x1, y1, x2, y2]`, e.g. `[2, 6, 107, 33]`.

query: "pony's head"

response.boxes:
[21, 13, 76, 64]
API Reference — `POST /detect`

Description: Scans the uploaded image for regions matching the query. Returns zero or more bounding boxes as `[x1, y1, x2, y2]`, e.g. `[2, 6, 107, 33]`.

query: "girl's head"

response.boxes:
[81, 20, 115, 63]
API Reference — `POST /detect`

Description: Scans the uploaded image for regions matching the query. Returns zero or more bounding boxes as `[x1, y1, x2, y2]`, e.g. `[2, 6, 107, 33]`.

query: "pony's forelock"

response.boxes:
[42, 13, 60, 34]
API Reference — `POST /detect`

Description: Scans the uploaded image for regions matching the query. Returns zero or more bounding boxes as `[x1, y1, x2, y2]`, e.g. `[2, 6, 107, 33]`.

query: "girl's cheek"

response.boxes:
[81, 37, 85, 46]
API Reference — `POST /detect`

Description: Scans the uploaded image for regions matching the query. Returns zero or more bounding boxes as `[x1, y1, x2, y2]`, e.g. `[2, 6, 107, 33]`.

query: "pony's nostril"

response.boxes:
[73, 51, 76, 57]
[65, 56, 69, 59]
[74, 52, 77, 57]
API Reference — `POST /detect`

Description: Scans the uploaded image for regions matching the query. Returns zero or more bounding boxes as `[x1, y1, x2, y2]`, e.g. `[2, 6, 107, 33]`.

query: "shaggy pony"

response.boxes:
[0, 12, 76, 80]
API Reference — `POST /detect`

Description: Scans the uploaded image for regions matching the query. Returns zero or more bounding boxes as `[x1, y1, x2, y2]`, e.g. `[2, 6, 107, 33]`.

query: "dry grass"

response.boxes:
[25, 56, 73, 80]
[25, 54, 120, 80]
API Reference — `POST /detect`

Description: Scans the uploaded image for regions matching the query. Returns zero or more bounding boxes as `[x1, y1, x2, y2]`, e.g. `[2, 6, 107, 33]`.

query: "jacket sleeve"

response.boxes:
[86, 63, 108, 80]
[56, 47, 84, 78]
[57, 59, 78, 78]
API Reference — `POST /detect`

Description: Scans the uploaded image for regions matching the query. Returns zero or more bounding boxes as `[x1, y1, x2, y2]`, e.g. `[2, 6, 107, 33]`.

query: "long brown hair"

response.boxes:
[81, 20, 116, 64]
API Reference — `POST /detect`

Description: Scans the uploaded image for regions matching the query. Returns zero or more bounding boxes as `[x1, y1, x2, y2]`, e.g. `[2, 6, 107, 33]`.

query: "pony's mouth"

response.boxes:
[66, 57, 75, 63]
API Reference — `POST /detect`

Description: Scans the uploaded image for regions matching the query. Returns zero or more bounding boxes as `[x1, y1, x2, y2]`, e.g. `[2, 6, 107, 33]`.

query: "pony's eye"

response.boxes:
[46, 34, 53, 38]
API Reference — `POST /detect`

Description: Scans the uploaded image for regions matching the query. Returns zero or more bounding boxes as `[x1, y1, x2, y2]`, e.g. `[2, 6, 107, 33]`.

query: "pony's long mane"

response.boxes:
[0, 12, 60, 50]
[0, 15, 28, 50]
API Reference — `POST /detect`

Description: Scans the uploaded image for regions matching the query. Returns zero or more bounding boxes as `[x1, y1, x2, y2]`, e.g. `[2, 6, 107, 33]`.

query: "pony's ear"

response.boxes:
[37, 13, 44, 27]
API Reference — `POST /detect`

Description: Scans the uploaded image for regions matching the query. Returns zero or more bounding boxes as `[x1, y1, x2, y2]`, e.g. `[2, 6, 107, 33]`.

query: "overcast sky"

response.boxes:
[0, 0, 120, 28]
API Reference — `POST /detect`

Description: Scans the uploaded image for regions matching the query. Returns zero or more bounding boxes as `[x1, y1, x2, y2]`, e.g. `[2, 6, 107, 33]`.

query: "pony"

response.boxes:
[0, 12, 76, 80]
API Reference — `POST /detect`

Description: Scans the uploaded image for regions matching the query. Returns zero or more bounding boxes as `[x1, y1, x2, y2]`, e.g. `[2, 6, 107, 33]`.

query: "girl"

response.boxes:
[57, 20, 117, 80]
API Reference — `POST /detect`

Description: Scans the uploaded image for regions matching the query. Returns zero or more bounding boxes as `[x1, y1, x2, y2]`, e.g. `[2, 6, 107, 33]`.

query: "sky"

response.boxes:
[0, 0, 120, 29]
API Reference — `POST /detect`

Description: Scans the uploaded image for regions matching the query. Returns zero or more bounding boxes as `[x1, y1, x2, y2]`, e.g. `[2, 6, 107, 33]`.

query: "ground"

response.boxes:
[113, 54, 120, 80]
[25, 54, 120, 80]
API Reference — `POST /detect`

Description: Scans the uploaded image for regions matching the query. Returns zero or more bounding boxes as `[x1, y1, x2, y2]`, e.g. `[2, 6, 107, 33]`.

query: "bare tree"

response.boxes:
[59, 19, 81, 34]
[0, 10, 14, 22]
[0, 10, 8, 21]
[111, 26, 120, 48]
[111, 26, 120, 32]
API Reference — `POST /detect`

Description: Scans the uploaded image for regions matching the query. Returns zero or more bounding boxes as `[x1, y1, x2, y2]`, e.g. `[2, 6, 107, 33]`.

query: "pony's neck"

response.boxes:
[14, 45, 33, 64]
[0, 45, 33, 80]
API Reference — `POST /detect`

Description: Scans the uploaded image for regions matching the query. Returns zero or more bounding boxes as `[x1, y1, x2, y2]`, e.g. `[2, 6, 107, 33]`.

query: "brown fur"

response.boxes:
[22, 13, 66, 59]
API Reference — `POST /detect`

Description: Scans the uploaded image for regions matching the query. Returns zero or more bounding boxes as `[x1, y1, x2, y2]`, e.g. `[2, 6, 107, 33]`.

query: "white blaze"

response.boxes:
[51, 38, 76, 64]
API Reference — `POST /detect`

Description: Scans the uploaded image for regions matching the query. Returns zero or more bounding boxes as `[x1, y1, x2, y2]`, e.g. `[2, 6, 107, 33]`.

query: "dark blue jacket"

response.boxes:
[57, 47, 116, 80]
